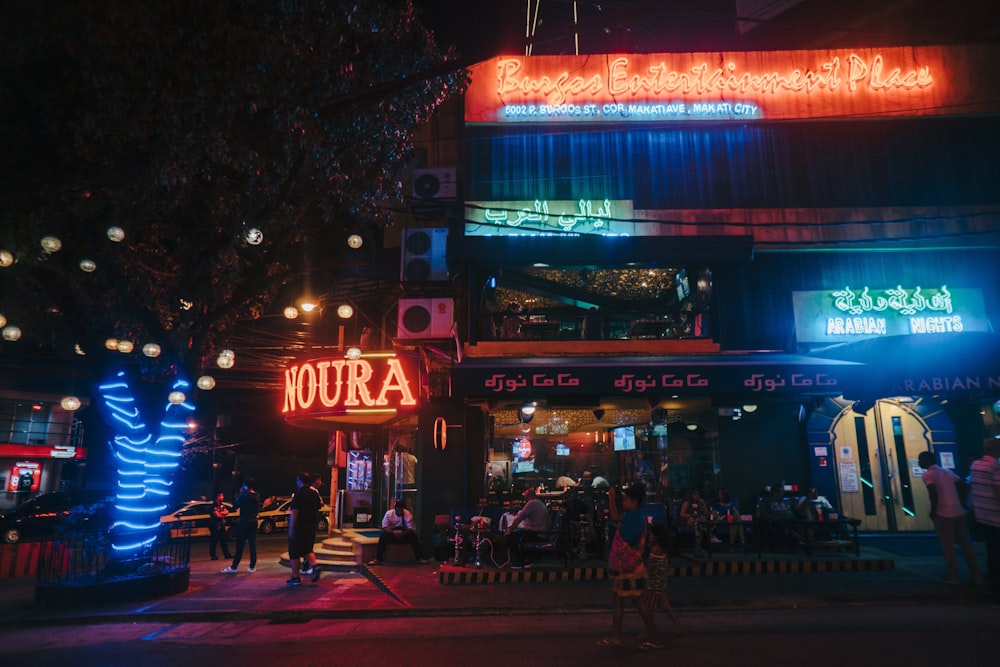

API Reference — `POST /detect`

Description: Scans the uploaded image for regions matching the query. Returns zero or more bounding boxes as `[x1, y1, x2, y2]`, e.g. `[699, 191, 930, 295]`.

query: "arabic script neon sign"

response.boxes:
[792, 285, 991, 343]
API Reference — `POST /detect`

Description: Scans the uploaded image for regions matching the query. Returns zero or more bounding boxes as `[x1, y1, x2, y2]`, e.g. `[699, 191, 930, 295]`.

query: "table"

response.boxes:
[755, 516, 861, 557]
[798, 517, 862, 557]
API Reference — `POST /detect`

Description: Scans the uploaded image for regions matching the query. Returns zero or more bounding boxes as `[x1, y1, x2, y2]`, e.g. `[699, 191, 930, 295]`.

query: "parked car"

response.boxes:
[159, 499, 234, 539]
[257, 495, 331, 534]
[0, 491, 114, 544]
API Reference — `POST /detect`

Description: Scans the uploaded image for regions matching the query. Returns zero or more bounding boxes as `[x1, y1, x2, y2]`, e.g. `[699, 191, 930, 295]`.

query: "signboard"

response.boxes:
[465, 46, 1000, 124]
[792, 285, 991, 344]
[8, 461, 41, 492]
[282, 352, 419, 425]
[464, 199, 636, 237]
[452, 353, 867, 398]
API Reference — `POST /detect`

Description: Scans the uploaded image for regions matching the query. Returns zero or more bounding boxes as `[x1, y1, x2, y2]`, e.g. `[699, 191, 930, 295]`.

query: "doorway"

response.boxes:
[809, 396, 956, 532]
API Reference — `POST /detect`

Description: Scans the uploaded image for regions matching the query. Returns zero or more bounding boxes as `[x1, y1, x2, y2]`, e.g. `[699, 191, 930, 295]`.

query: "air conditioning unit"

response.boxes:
[400, 227, 448, 282]
[397, 298, 454, 339]
[412, 167, 457, 200]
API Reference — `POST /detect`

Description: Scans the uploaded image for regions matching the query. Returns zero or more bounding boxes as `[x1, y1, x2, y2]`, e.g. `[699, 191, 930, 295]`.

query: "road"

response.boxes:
[1, 603, 994, 666]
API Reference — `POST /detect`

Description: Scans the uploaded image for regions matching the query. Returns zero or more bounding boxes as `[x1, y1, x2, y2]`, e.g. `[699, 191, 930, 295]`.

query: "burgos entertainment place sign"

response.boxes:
[466, 45, 997, 123]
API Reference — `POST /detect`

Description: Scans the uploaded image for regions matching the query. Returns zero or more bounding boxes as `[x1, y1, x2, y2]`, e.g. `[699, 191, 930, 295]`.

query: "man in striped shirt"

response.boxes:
[970, 437, 1000, 601]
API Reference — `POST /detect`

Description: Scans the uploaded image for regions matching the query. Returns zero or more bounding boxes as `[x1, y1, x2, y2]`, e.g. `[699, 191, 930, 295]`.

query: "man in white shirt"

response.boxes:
[919, 451, 983, 586]
[970, 437, 1000, 600]
[504, 488, 549, 568]
[367, 498, 428, 566]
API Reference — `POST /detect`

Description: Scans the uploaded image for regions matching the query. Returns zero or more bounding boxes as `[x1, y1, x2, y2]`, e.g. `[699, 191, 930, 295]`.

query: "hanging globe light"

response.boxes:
[60, 396, 81, 411]
[197, 375, 217, 390]
[244, 227, 264, 245]
[106, 226, 125, 242]
[216, 350, 235, 369]
[346, 347, 362, 360]
[104, 338, 119, 350]
[0, 250, 13, 267]
[0, 313, 5, 328]
[283, 306, 299, 319]
[79, 259, 97, 272]
[40, 236, 62, 252]
[2, 325, 22, 341]
[336, 304, 353, 319]
[347, 234, 364, 249]
[167, 391, 186, 404]
[142, 342, 161, 357]
[117, 340, 134, 353]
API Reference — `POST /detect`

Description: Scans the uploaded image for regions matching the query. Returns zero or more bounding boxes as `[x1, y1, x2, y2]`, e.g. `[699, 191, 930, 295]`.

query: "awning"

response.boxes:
[452, 352, 867, 400]
[808, 332, 1000, 400]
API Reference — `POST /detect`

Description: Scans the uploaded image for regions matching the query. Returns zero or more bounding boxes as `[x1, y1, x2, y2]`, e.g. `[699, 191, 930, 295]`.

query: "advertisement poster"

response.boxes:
[839, 461, 860, 493]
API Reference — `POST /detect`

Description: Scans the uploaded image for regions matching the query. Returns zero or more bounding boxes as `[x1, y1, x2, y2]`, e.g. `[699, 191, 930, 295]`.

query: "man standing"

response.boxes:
[208, 492, 232, 561]
[368, 498, 428, 565]
[918, 451, 982, 586]
[970, 437, 1000, 601]
[287, 472, 322, 586]
[222, 477, 260, 574]
[504, 487, 549, 568]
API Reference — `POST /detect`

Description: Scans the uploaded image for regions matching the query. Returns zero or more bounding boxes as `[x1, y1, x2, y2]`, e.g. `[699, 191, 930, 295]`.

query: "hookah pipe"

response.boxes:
[452, 515, 464, 566]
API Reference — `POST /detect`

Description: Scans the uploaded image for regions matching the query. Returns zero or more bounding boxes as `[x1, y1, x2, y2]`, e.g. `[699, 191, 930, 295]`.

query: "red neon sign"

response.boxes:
[282, 353, 419, 419]
[465, 45, 998, 123]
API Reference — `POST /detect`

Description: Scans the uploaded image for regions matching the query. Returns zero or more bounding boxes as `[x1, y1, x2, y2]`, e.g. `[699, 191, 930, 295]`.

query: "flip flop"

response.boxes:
[639, 641, 665, 650]
[597, 638, 623, 648]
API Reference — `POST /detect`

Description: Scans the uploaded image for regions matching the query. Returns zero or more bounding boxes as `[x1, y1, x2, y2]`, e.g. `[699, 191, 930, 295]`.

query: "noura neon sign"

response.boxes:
[282, 353, 419, 418]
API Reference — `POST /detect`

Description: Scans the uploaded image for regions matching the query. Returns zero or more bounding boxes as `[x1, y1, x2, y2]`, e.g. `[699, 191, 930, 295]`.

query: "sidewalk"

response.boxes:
[0, 533, 993, 628]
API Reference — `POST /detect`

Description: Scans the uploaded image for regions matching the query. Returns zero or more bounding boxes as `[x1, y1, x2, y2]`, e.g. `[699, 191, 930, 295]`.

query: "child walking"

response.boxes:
[644, 524, 684, 636]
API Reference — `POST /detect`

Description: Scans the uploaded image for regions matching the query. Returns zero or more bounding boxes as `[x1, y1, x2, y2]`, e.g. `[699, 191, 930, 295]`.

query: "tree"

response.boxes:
[0, 0, 466, 554]
[0, 0, 465, 374]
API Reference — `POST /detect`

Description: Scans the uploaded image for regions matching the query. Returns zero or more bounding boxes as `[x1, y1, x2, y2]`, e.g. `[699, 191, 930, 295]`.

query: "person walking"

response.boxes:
[970, 437, 1000, 601]
[208, 492, 232, 561]
[222, 477, 260, 574]
[287, 472, 323, 586]
[918, 451, 982, 586]
[598, 482, 662, 650]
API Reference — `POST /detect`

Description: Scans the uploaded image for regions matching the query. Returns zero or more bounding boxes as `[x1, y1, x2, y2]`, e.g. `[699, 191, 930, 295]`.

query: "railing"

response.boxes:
[36, 531, 191, 586]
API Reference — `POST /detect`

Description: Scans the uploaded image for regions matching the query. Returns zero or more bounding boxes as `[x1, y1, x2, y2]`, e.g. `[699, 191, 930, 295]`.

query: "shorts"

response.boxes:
[288, 530, 317, 559]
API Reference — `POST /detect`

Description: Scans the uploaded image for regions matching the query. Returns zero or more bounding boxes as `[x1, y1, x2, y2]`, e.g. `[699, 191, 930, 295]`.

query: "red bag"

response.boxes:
[608, 525, 646, 573]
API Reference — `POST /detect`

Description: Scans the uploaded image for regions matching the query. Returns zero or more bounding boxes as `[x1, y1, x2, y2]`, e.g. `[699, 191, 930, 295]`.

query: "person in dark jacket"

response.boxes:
[222, 477, 260, 574]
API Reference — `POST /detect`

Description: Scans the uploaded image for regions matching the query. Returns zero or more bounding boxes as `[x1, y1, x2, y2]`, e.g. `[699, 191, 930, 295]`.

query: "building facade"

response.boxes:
[384, 43, 1000, 536]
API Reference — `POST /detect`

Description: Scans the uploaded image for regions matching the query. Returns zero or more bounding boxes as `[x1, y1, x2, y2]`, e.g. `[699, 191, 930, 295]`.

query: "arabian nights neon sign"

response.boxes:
[792, 285, 991, 343]
[282, 353, 419, 419]
[465, 46, 966, 123]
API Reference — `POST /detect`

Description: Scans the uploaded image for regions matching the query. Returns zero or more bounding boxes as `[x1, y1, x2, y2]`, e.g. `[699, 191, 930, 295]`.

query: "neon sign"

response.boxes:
[465, 46, 981, 123]
[792, 285, 991, 343]
[282, 353, 419, 419]
[465, 199, 636, 236]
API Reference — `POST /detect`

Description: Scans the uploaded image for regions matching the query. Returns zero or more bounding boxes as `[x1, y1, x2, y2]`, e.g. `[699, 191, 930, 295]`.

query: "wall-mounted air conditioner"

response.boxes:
[412, 167, 457, 200]
[397, 298, 454, 339]
[400, 227, 448, 282]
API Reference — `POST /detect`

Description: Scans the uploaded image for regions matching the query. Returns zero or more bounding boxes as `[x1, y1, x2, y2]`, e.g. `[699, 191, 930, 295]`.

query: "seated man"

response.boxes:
[759, 484, 805, 547]
[368, 498, 428, 565]
[503, 488, 549, 568]
[796, 487, 846, 540]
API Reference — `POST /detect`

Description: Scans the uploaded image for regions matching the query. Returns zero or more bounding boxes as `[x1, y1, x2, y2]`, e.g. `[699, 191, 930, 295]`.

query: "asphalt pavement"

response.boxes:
[1, 533, 995, 628]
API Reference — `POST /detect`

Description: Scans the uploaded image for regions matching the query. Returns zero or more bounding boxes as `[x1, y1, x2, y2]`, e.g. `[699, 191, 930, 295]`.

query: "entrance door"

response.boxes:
[825, 398, 935, 532]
